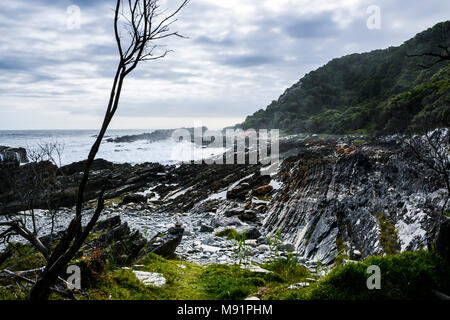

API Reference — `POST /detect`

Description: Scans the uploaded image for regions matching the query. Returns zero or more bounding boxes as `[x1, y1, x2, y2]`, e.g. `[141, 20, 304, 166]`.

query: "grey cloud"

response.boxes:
[220, 54, 278, 68]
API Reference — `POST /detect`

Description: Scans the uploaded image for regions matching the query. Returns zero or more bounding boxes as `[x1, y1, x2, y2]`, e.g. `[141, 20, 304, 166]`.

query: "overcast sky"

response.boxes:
[0, 0, 449, 130]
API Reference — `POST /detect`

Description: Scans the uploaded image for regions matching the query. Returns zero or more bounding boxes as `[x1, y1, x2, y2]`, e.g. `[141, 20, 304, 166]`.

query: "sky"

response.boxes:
[0, 0, 449, 130]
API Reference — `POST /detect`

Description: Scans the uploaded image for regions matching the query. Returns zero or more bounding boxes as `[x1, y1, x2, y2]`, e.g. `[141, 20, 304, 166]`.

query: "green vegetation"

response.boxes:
[239, 21, 450, 135]
[282, 250, 450, 300]
[215, 228, 244, 241]
[1, 243, 450, 300]
[376, 212, 400, 255]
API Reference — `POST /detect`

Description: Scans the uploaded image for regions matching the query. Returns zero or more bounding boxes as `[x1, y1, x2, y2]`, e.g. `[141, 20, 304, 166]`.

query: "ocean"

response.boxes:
[0, 129, 225, 166]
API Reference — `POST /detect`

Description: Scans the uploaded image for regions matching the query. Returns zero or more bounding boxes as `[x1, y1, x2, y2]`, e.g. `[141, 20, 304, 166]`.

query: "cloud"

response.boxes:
[0, 0, 449, 129]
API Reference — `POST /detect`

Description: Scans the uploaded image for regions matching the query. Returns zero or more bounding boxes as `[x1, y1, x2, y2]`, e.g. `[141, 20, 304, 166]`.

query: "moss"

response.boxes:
[86, 253, 207, 300]
[0, 243, 46, 271]
[376, 212, 400, 255]
[334, 237, 350, 267]
[103, 196, 124, 208]
[214, 228, 244, 241]
[283, 250, 450, 300]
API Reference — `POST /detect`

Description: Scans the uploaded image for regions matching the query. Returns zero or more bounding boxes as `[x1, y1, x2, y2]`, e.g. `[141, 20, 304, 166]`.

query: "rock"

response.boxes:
[120, 193, 147, 206]
[241, 265, 272, 273]
[0, 146, 28, 164]
[210, 218, 222, 228]
[224, 219, 243, 227]
[61, 158, 114, 175]
[245, 296, 260, 300]
[239, 210, 259, 222]
[280, 243, 296, 252]
[226, 183, 251, 200]
[145, 223, 184, 259]
[436, 216, 450, 262]
[245, 240, 257, 247]
[133, 271, 166, 287]
[93, 216, 121, 232]
[200, 224, 215, 233]
[253, 185, 273, 196]
[224, 208, 245, 217]
[242, 227, 261, 240]
[288, 282, 310, 290]
[200, 245, 222, 253]
[257, 244, 269, 251]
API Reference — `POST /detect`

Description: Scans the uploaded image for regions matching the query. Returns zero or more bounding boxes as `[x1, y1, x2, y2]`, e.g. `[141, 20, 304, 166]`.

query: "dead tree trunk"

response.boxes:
[27, 0, 189, 300]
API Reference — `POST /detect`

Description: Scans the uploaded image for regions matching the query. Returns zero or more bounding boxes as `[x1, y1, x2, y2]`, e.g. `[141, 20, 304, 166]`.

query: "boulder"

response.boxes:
[242, 227, 261, 240]
[224, 208, 245, 217]
[239, 210, 259, 222]
[0, 146, 28, 164]
[145, 223, 184, 258]
[120, 193, 147, 206]
[226, 183, 251, 200]
[253, 185, 273, 196]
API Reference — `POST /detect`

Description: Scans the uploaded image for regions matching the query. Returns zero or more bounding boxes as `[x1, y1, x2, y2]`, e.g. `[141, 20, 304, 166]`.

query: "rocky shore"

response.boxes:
[0, 131, 449, 268]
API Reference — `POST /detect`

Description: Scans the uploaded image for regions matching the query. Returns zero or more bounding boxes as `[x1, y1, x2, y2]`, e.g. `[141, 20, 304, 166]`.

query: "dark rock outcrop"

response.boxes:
[144, 223, 184, 258]
[0, 146, 28, 164]
[263, 138, 447, 264]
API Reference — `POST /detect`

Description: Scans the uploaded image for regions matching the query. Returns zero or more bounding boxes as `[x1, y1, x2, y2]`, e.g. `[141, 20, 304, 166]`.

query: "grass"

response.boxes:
[280, 250, 450, 300]
[2, 244, 450, 300]
[86, 253, 207, 300]
[84, 255, 313, 300]
[376, 212, 400, 255]
[214, 228, 244, 241]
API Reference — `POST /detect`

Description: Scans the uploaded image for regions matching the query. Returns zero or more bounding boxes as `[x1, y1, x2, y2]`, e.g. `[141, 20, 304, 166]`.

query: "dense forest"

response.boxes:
[239, 21, 450, 135]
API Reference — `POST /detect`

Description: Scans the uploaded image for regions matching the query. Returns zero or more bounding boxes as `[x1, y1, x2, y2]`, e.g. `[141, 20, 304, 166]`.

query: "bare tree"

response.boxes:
[0, 141, 65, 261]
[405, 128, 450, 245]
[24, 0, 189, 300]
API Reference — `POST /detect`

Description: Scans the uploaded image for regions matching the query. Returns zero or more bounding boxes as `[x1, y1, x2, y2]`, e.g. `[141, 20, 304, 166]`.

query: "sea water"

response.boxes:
[0, 129, 225, 165]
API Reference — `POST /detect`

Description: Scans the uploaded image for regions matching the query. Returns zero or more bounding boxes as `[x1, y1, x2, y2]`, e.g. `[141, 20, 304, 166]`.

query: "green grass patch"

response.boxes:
[282, 250, 450, 300]
[214, 228, 244, 241]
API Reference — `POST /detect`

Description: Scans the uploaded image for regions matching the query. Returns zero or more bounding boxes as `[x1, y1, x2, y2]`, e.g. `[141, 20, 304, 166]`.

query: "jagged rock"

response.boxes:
[263, 134, 446, 264]
[0, 146, 28, 164]
[93, 215, 121, 232]
[144, 223, 184, 258]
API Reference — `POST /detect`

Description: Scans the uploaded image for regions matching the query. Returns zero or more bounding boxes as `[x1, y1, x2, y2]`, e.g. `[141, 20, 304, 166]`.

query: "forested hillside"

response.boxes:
[239, 21, 450, 135]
